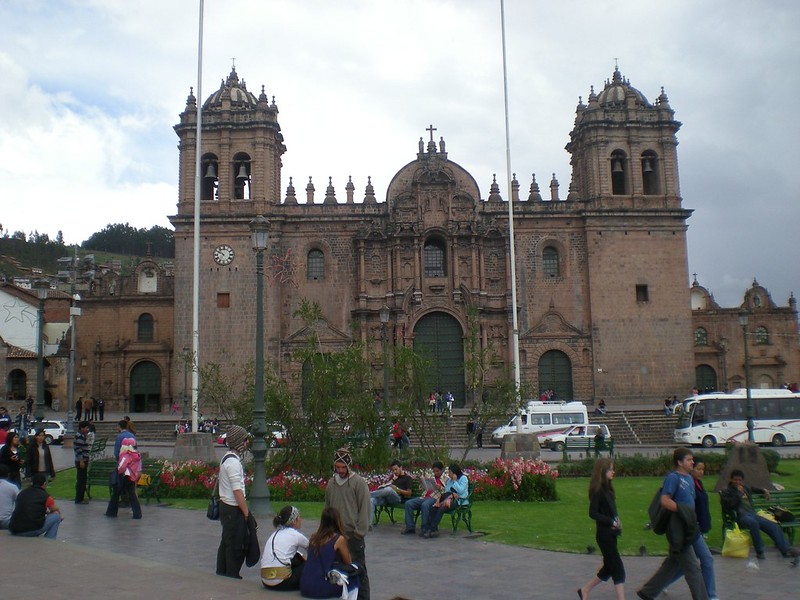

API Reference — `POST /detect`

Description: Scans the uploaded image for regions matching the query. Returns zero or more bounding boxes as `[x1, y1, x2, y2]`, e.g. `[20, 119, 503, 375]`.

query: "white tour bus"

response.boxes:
[673, 388, 800, 448]
[491, 400, 588, 446]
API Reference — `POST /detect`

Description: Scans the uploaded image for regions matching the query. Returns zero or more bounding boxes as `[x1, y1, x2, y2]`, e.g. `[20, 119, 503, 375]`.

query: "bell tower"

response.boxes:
[170, 67, 286, 375]
[566, 66, 681, 207]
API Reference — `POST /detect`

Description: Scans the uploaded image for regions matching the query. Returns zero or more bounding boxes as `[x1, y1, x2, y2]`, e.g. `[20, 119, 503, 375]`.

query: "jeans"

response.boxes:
[668, 534, 716, 598]
[739, 512, 790, 555]
[638, 542, 708, 600]
[105, 474, 142, 519]
[11, 512, 61, 539]
[347, 534, 369, 600]
[370, 487, 400, 523]
[75, 460, 88, 502]
[404, 496, 436, 531]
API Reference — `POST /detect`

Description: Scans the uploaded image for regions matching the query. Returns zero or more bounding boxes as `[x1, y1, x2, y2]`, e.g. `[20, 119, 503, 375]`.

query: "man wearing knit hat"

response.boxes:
[216, 424, 251, 578]
[325, 447, 371, 600]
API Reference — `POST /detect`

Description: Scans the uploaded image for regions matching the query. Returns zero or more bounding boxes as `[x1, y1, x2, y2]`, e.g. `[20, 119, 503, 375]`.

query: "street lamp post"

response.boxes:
[182, 346, 190, 420]
[739, 310, 754, 442]
[66, 293, 81, 440]
[34, 279, 50, 422]
[379, 305, 390, 409]
[249, 214, 272, 518]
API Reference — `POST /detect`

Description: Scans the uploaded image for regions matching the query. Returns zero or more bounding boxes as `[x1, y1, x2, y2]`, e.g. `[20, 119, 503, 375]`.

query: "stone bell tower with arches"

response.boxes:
[564, 66, 695, 401]
[170, 66, 286, 368]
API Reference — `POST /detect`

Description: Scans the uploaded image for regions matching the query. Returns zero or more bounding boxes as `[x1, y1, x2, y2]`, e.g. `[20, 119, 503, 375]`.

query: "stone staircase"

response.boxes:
[84, 409, 680, 448]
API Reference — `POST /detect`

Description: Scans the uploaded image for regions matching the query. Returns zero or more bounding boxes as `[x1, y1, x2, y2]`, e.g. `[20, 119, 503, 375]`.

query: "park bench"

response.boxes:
[373, 479, 418, 525]
[562, 437, 615, 460]
[88, 437, 109, 461]
[407, 481, 475, 533]
[721, 489, 800, 545]
[85, 457, 164, 503]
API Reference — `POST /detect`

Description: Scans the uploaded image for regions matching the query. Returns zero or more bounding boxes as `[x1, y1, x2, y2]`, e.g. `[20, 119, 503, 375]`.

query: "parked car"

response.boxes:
[215, 423, 287, 448]
[29, 420, 67, 445]
[541, 423, 611, 452]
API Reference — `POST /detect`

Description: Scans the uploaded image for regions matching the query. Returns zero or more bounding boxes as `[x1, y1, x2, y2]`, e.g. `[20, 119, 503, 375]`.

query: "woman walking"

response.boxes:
[578, 457, 625, 600]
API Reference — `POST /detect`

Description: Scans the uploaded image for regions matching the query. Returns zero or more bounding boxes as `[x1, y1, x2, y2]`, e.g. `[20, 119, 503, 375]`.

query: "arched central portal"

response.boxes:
[130, 361, 162, 412]
[538, 350, 573, 400]
[413, 312, 465, 407]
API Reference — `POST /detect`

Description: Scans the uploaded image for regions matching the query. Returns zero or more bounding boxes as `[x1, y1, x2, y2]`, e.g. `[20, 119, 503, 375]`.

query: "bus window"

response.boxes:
[530, 414, 551, 425]
[779, 398, 800, 419]
[693, 406, 707, 425]
[756, 398, 780, 419]
[553, 413, 583, 425]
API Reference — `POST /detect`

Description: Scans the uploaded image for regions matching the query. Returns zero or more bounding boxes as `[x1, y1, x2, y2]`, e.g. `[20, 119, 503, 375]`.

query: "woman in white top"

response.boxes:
[261, 505, 309, 590]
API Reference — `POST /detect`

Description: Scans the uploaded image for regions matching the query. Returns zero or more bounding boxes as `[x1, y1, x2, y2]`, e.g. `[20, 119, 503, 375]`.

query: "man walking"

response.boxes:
[216, 425, 251, 578]
[637, 448, 708, 600]
[74, 421, 91, 504]
[9, 472, 63, 539]
[325, 447, 371, 600]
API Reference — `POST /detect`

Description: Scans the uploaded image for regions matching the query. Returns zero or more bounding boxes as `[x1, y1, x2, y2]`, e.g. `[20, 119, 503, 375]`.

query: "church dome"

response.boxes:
[203, 67, 258, 109]
[596, 67, 651, 107]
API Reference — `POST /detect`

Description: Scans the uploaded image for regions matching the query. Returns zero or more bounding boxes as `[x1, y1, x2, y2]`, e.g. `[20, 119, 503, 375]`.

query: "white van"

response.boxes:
[490, 400, 589, 446]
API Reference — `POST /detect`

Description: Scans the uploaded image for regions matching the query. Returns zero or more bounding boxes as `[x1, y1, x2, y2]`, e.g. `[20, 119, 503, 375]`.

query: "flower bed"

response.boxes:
[156, 457, 558, 502]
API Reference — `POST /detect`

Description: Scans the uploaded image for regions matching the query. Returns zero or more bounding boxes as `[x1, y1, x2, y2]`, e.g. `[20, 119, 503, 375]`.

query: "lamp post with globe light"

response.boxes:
[739, 310, 754, 442]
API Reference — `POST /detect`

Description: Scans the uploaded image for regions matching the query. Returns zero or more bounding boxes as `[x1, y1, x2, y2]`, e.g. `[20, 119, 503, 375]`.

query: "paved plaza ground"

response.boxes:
[3, 487, 799, 599]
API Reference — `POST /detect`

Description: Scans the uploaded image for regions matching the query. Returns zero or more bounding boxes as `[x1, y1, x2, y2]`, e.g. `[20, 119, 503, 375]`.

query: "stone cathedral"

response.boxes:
[170, 66, 696, 407]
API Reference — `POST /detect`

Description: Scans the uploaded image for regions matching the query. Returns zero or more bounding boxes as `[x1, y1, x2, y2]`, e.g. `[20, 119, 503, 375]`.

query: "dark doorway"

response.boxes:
[413, 312, 465, 407]
[130, 361, 162, 412]
[538, 350, 574, 400]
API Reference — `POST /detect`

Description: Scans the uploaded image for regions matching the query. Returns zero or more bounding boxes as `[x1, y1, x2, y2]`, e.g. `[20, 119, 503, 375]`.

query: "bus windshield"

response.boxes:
[676, 404, 694, 429]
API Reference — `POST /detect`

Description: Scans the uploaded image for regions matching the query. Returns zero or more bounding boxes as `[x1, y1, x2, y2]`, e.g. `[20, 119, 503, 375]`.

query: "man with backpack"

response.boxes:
[637, 447, 708, 600]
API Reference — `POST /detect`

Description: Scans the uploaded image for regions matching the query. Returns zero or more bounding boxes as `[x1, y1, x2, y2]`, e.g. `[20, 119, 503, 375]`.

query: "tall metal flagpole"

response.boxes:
[500, 0, 521, 396]
[191, 0, 204, 433]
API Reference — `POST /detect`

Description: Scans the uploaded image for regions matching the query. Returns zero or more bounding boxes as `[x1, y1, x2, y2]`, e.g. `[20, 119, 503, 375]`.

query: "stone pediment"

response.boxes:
[523, 311, 584, 338]
[286, 319, 352, 344]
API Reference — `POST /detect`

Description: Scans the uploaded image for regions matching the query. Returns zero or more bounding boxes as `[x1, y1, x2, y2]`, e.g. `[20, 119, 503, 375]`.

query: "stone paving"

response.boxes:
[3, 495, 798, 600]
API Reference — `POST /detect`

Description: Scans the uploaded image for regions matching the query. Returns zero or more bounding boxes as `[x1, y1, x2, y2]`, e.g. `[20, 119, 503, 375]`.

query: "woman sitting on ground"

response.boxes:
[261, 505, 309, 590]
[300, 507, 359, 599]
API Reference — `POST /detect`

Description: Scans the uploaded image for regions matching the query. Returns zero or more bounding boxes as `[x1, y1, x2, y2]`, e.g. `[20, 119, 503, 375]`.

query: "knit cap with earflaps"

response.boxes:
[226, 425, 249, 453]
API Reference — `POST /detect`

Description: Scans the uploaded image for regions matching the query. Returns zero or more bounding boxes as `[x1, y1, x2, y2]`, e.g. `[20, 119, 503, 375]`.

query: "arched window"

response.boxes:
[201, 153, 218, 201]
[307, 249, 324, 280]
[694, 327, 708, 346]
[137, 313, 154, 342]
[610, 150, 628, 195]
[542, 246, 559, 277]
[424, 238, 446, 277]
[755, 326, 769, 345]
[232, 152, 251, 200]
[641, 150, 660, 195]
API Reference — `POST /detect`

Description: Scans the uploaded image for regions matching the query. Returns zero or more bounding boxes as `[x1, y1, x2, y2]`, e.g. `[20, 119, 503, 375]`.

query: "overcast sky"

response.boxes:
[1, 0, 797, 308]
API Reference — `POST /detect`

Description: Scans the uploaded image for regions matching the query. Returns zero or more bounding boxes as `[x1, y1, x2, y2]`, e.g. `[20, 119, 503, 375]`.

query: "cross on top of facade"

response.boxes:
[426, 124, 437, 142]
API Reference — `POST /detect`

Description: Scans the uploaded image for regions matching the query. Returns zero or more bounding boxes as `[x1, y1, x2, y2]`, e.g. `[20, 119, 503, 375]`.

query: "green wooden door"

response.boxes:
[538, 350, 573, 400]
[130, 361, 162, 412]
[413, 312, 465, 407]
[695, 364, 717, 392]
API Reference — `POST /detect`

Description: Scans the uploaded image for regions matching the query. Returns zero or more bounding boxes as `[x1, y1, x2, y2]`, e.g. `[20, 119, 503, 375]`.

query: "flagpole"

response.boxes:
[191, 0, 204, 433]
[500, 0, 522, 396]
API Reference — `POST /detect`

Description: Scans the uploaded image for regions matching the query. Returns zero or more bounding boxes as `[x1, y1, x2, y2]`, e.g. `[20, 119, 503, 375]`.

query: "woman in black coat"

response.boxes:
[578, 457, 625, 600]
[24, 429, 55, 480]
[0, 431, 23, 486]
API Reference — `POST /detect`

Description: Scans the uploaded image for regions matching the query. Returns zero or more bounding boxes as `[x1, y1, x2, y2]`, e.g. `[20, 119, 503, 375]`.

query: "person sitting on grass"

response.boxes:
[720, 468, 798, 560]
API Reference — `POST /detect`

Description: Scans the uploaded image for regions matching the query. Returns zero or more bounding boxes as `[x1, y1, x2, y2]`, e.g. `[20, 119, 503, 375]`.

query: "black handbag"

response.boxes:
[769, 505, 795, 523]
[207, 496, 220, 520]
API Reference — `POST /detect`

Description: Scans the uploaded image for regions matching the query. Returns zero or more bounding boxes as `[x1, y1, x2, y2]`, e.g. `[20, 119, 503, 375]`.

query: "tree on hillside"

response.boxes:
[82, 223, 174, 257]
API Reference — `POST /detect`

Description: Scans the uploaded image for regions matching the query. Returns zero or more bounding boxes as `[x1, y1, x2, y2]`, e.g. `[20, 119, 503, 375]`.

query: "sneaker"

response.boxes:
[756, 551, 766, 560]
[428, 530, 439, 538]
[421, 531, 430, 538]
[400, 528, 415, 535]
[636, 592, 654, 600]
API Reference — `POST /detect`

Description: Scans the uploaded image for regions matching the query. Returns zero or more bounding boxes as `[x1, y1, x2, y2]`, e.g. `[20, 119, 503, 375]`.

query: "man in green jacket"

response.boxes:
[325, 447, 370, 600]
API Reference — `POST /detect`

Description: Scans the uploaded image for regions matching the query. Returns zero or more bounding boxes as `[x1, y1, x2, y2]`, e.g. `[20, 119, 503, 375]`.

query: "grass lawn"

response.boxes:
[48, 460, 800, 556]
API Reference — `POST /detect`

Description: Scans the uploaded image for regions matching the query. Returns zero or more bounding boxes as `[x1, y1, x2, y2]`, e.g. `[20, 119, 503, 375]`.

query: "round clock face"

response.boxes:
[213, 244, 235, 265]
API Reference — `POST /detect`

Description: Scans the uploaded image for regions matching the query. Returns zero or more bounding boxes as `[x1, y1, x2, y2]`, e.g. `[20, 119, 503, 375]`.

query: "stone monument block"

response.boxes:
[173, 432, 217, 463]
[500, 433, 541, 460]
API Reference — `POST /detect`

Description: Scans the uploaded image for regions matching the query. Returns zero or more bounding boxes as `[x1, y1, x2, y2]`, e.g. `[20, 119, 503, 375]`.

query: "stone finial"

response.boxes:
[549, 173, 559, 201]
[306, 176, 315, 204]
[324, 176, 337, 204]
[566, 176, 578, 201]
[528, 173, 542, 202]
[364, 176, 377, 204]
[186, 87, 196, 108]
[258, 85, 268, 103]
[487, 174, 503, 202]
[284, 176, 297, 204]
[345, 176, 355, 204]
[511, 173, 520, 201]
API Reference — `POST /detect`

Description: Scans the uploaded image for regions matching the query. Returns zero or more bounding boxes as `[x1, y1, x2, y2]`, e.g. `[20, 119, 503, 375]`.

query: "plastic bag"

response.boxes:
[721, 524, 751, 558]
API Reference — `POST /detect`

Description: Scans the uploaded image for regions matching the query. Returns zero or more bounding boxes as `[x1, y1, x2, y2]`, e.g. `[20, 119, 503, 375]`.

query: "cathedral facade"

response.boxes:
[170, 66, 697, 408]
